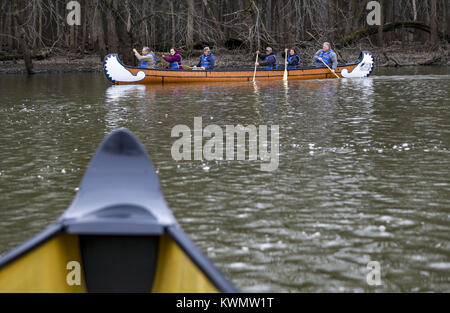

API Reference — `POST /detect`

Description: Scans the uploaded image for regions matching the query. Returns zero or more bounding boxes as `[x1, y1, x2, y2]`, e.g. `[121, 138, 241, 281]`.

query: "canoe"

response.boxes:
[104, 51, 374, 85]
[0, 129, 237, 293]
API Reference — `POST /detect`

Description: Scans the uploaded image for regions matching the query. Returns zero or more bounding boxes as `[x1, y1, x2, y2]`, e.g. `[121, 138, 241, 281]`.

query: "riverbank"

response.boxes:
[0, 43, 448, 74]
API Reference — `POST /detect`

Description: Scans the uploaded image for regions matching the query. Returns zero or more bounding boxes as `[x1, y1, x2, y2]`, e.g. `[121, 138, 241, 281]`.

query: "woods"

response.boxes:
[0, 0, 449, 71]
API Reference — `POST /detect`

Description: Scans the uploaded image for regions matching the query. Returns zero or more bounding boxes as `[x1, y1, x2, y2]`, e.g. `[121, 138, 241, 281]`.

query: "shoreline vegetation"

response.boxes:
[1, 0, 448, 75]
[0, 43, 449, 75]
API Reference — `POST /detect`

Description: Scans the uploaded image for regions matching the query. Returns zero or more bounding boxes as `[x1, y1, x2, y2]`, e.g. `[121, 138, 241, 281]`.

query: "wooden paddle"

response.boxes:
[320, 59, 340, 79]
[283, 49, 288, 81]
[185, 65, 206, 70]
[253, 53, 258, 82]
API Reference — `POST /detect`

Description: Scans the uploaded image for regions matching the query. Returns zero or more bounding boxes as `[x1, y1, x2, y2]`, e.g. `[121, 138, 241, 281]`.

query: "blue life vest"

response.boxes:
[287, 54, 299, 69]
[264, 54, 278, 70]
[169, 55, 182, 69]
[316, 49, 334, 67]
[140, 52, 156, 68]
[200, 53, 213, 69]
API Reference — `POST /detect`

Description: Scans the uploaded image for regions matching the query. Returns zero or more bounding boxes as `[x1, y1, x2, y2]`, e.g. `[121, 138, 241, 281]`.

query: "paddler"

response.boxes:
[133, 46, 156, 69]
[282, 48, 300, 69]
[193, 47, 215, 70]
[313, 42, 337, 74]
[162, 48, 184, 70]
[255, 47, 278, 70]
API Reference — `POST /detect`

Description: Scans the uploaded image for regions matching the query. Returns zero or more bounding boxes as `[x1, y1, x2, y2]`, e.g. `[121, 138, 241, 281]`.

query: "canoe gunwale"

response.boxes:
[113, 56, 360, 73]
[167, 225, 238, 293]
[0, 223, 237, 292]
[0, 223, 63, 270]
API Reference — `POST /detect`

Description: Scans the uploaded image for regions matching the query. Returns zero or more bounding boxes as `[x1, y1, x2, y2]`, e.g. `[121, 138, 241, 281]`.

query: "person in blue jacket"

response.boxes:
[255, 47, 278, 70]
[195, 47, 215, 70]
[313, 42, 338, 74]
[281, 48, 300, 69]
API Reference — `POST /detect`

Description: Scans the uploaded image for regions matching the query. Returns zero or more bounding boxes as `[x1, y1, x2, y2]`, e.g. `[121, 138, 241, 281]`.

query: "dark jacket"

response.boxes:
[281, 51, 300, 66]
[163, 50, 183, 69]
[258, 52, 277, 67]
[196, 53, 215, 70]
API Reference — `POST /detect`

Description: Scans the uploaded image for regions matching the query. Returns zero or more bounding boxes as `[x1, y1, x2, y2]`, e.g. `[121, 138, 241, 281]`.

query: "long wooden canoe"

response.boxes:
[0, 129, 237, 293]
[104, 51, 374, 85]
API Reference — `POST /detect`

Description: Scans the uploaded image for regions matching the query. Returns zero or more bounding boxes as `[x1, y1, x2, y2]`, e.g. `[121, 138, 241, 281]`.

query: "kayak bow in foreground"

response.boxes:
[0, 129, 237, 293]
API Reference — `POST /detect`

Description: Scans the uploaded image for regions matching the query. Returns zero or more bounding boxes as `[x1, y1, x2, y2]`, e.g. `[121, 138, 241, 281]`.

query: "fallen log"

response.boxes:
[340, 21, 449, 46]
[381, 50, 449, 67]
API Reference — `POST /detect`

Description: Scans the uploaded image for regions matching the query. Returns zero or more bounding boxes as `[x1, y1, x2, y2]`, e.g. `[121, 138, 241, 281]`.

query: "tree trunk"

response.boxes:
[0, 6, 3, 52]
[444, 0, 449, 41]
[328, 0, 336, 41]
[422, 0, 431, 42]
[94, 2, 106, 60]
[12, 0, 34, 74]
[81, 0, 87, 54]
[377, 0, 384, 47]
[186, 0, 194, 51]
[412, 0, 417, 21]
[38, 3, 42, 50]
[106, 0, 119, 53]
[170, 0, 176, 47]
[266, 0, 271, 35]
[430, 0, 438, 45]
[385, 0, 394, 42]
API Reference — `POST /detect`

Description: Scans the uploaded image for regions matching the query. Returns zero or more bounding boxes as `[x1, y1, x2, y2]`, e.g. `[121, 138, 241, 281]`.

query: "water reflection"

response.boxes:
[1, 69, 449, 292]
[105, 84, 147, 103]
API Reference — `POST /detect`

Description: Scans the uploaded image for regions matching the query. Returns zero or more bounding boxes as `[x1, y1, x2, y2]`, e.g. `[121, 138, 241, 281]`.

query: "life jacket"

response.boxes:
[200, 53, 213, 69]
[140, 52, 156, 68]
[169, 54, 182, 70]
[287, 54, 299, 69]
[316, 49, 334, 67]
[264, 54, 278, 70]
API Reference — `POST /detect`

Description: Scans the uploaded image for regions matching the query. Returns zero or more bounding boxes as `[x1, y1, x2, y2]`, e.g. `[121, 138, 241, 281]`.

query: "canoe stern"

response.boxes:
[341, 51, 374, 78]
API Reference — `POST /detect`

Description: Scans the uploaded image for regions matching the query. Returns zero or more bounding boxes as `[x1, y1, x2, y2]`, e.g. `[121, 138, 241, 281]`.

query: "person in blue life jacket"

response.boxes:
[194, 47, 215, 70]
[281, 48, 300, 69]
[255, 47, 278, 70]
[313, 42, 338, 74]
[133, 46, 156, 69]
[162, 48, 183, 70]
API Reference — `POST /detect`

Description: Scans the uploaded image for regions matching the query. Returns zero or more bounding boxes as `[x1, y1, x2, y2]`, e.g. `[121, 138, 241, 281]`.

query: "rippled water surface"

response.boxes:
[0, 66, 449, 292]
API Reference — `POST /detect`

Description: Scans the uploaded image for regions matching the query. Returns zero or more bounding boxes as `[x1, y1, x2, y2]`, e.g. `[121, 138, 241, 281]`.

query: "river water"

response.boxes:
[0, 66, 449, 292]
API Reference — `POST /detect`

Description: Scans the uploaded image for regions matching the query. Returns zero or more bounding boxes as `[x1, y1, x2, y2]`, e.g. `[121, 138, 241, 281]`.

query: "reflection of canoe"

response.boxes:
[104, 51, 374, 85]
[0, 129, 237, 293]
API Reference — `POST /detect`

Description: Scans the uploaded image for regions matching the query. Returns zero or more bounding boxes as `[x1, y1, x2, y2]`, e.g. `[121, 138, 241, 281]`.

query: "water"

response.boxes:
[0, 66, 449, 292]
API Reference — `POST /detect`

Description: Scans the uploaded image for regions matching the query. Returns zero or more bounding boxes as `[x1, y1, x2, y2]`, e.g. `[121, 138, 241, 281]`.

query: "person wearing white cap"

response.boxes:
[255, 47, 278, 70]
[194, 47, 215, 70]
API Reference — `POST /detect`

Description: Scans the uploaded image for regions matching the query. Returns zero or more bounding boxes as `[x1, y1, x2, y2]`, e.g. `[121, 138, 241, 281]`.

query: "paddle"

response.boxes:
[185, 65, 206, 70]
[253, 53, 258, 82]
[283, 49, 288, 81]
[320, 59, 340, 79]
